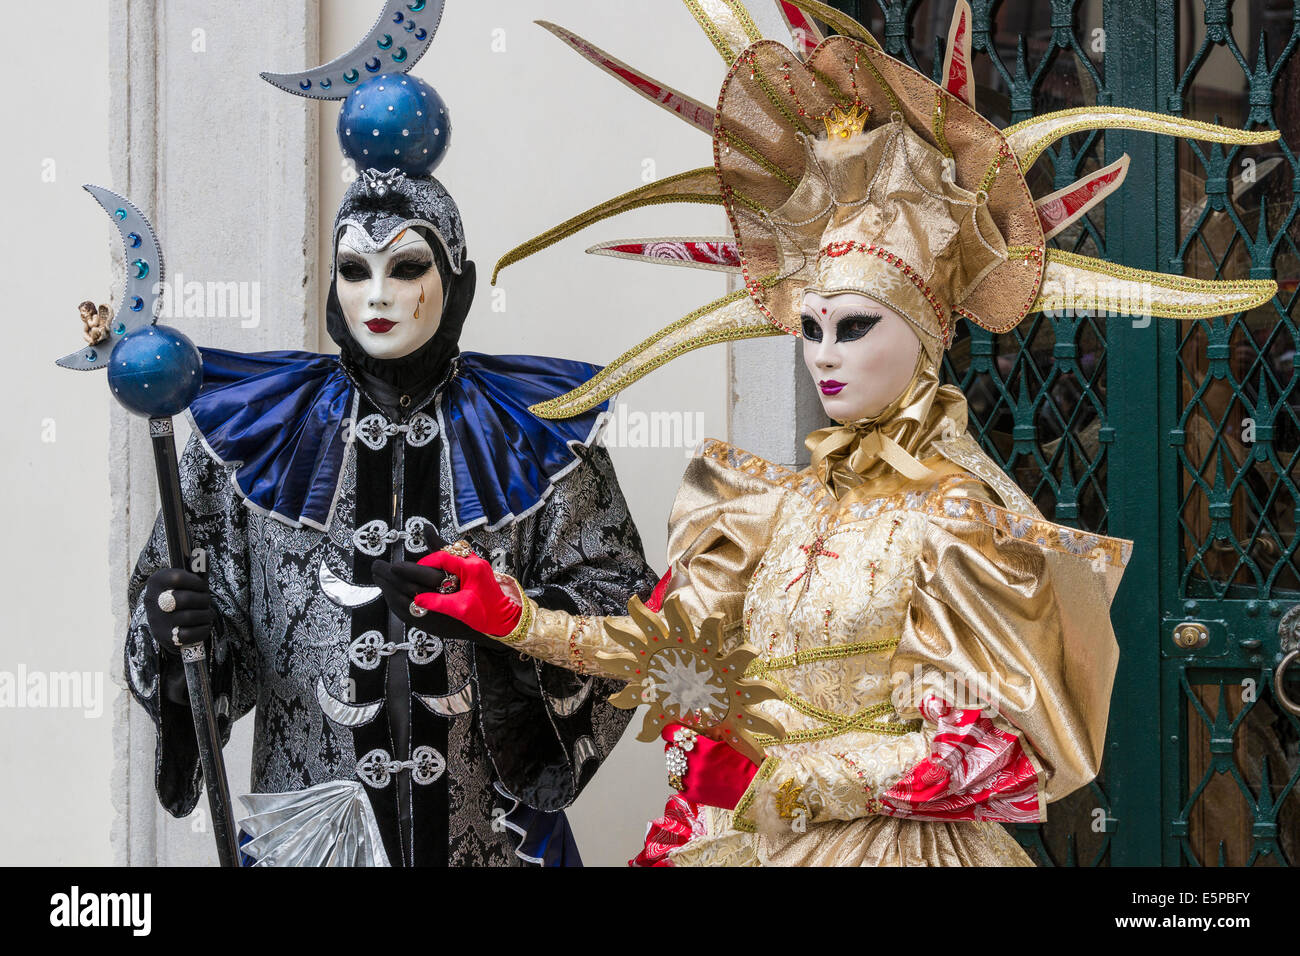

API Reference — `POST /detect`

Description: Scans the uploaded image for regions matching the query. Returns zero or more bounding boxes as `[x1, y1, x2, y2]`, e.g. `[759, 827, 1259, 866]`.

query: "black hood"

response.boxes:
[327, 168, 474, 394]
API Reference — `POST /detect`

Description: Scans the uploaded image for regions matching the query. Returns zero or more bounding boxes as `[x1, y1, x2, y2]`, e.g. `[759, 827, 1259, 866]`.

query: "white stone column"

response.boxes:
[109, 0, 319, 866]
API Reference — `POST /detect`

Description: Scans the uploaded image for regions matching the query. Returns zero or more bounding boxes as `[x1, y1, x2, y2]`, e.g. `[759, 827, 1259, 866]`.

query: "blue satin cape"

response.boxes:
[187, 348, 609, 533]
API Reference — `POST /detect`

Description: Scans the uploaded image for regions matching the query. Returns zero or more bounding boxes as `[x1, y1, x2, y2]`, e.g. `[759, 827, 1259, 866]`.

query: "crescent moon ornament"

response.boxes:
[57, 185, 165, 371]
[260, 0, 445, 99]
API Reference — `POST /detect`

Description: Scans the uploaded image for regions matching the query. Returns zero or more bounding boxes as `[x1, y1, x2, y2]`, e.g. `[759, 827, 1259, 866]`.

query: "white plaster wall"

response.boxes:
[0, 0, 114, 865]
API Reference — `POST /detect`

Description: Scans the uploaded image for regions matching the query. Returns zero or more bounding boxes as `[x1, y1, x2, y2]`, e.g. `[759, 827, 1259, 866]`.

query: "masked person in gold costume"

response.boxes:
[378, 2, 1278, 865]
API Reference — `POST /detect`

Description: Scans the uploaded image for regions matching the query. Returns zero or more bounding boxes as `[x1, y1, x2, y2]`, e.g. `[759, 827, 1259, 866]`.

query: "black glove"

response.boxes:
[371, 559, 501, 649]
[143, 568, 213, 706]
[144, 568, 213, 655]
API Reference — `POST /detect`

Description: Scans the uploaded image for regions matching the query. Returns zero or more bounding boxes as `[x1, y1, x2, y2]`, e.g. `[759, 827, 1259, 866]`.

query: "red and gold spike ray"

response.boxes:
[778, 0, 824, 58]
[941, 0, 976, 108]
[1034, 154, 1129, 241]
[535, 21, 716, 135]
[781, 0, 881, 50]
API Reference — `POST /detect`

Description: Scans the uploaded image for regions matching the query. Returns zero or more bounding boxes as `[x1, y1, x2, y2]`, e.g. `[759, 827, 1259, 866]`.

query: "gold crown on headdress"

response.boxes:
[822, 103, 871, 141]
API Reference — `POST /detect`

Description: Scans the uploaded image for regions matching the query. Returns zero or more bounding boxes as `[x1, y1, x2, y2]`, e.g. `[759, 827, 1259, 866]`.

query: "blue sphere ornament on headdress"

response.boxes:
[107, 325, 204, 419]
[338, 73, 451, 177]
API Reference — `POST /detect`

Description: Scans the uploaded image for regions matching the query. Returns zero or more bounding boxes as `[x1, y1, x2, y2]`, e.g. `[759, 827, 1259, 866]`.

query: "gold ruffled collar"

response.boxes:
[805, 354, 969, 500]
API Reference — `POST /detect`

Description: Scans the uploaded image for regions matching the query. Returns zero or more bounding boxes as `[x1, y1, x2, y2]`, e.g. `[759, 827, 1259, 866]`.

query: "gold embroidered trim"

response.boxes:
[977, 141, 1013, 197]
[500, 593, 535, 645]
[932, 90, 954, 159]
[731, 755, 780, 833]
[683, 0, 745, 62]
[932, 433, 1039, 515]
[819, 241, 952, 337]
[1002, 105, 1280, 169]
[751, 53, 814, 137]
[719, 127, 800, 189]
[745, 638, 901, 678]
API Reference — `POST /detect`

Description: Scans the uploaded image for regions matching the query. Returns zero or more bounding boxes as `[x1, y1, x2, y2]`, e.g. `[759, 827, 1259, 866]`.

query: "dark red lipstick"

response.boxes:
[365, 319, 396, 334]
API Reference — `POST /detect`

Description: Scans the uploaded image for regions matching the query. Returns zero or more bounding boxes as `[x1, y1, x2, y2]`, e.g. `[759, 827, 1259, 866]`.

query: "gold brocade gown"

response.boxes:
[503, 365, 1131, 867]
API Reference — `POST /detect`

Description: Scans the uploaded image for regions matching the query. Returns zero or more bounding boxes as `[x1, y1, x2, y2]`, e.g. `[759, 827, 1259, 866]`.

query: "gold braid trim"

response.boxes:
[499, 593, 535, 645]
[491, 168, 723, 283]
[745, 638, 901, 678]
[1003, 105, 1280, 169]
[682, 0, 762, 63]
[932, 90, 954, 159]
[719, 127, 800, 189]
[855, 49, 902, 118]
[730, 755, 780, 833]
[1032, 248, 1279, 319]
[748, 53, 814, 137]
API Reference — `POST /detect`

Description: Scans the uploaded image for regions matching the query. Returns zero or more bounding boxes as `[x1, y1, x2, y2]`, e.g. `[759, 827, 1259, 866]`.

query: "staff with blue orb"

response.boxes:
[56, 186, 241, 868]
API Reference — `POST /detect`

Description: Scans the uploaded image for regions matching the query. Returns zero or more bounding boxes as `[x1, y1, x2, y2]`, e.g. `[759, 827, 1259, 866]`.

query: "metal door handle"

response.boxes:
[1279, 606, 1300, 717]
[1277, 650, 1300, 717]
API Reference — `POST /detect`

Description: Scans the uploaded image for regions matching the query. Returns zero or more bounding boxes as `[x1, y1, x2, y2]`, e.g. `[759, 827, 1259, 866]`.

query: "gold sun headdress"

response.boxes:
[495, 0, 1279, 418]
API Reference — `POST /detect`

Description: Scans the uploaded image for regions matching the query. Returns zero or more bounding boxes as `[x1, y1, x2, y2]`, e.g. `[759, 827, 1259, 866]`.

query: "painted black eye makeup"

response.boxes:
[835, 313, 882, 342]
[801, 314, 824, 342]
[388, 254, 434, 281]
[337, 255, 370, 283]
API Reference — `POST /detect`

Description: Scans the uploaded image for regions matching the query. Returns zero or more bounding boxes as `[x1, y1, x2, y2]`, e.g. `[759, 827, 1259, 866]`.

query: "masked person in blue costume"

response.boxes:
[123, 53, 657, 866]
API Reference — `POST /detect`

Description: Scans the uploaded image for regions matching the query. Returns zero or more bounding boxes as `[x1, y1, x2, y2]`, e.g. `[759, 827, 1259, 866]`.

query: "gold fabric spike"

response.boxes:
[528, 290, 783, 420]
[490, 167, 723, 284]
[681, 0, 765, 64]
[1030, 248, 1278, 319]
[1004, 105, 1280, 169]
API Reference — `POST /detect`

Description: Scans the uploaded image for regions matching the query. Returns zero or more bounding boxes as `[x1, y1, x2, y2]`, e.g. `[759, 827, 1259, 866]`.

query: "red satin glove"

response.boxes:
[413, 549, 522, 638]
[663, 723, 759, 810]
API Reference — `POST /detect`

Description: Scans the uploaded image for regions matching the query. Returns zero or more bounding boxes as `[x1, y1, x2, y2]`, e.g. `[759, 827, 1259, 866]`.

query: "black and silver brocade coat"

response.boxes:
[124, 382, 656, 867]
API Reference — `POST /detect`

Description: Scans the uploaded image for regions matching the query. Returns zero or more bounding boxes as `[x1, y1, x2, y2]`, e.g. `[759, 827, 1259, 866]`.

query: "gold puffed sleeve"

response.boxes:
[503, 443, 790, 679]
[893, 501, 1130, 804]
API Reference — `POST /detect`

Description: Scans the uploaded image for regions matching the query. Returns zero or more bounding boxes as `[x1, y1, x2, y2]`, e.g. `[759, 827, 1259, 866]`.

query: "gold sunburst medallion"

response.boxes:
[598, 594, 785, 764]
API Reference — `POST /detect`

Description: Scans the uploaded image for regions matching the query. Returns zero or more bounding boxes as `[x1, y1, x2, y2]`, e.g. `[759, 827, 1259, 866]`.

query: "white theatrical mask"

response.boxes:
[801, 290, 923, 423]
[335, 224, 446, 361]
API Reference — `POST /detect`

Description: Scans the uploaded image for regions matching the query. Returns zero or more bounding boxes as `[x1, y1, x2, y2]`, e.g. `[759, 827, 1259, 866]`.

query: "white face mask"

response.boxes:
[801, 291, 922, 423]
[335, 225, 446, 361]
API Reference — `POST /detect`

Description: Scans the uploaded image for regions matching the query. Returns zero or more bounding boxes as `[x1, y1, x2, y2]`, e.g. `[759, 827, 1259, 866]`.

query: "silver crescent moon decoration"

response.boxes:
[416, 682, 476, 717]
[260, 0, 446, 100]
[57, 185, 164, 371]
[319, 559, 383, 608]
[315, 678, 384, 728]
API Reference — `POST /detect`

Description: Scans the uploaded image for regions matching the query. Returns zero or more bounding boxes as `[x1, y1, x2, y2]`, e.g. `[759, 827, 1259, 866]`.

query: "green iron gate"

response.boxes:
[826, 0, 1300, 865]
